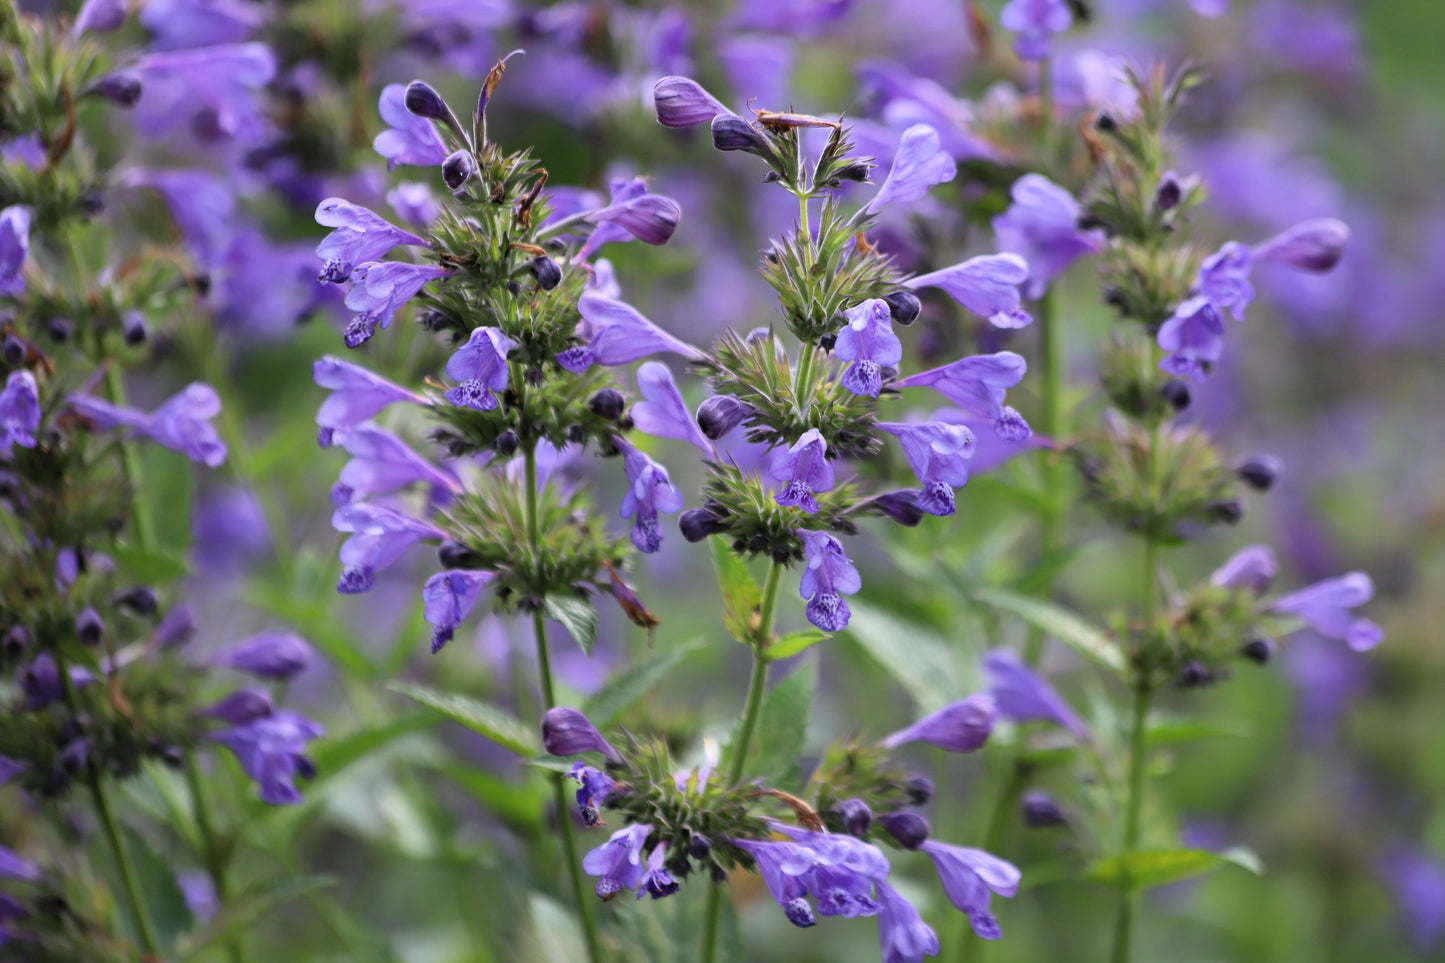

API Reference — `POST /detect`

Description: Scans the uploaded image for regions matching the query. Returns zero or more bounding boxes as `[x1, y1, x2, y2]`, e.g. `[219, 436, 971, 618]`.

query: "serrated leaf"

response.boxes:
[387, 682, 538, 755]
[971, 586, 1126, 675]
[764, 629, 827, 662]
[583, 637, 704, 728]
[174, 876, 335, 962]
[711, 537, 761, 643]
[1087, 847, 1264, 893]
[843, 602, 963, 712]
[743, 659, 817, 787]
[544, 595, 598, 655]
[110, 546, 190, 584]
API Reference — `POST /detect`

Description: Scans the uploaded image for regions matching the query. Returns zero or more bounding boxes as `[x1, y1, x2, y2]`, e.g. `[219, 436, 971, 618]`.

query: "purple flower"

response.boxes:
[0, 757, 25, 788]
[1253, 217, 1350, 273]
[314, 356, 425, 447]
[907, 254, 1032, 329]
[331, 502, 446, 594]
[444, 327, 518, 411]
[422, 569, 496, 653]
[835, 299, 904, 398]
[315, 198, 429, 284]
[72, 0, 129, 38]
[638, 843, 680, 900]
[881, 694, 997, 753]
[733, 837, 817, 927]
[1380, 847, 1445, 953]
[132, 43, 275, 144]
[1272, 572, 1383, 651]
[543, 707, 622, 762]
[0, 845, 39, 882]
[631, 361, 714, 455]
[178, 870, 219, 925]
[203, 687, 274, 726]
[798, 529, 862, 631]
[212, 710, 324, 806]
[1197, 242, 1255, 321]
[875, 880, 940, 963]
[581, 177, 683, 253]
[1000, 0, 1073, 61]
[0, 371, 40, 455]
[374, 83, 449, 170]
[1211, 544, 1278, 593]
[735, 831, 891, 927]
[617, 438, 685, 553]
[387, 182, 440, 226]
[652, 75, 730, 128]
[343, 261, 452, 348]
[877, 422, 975, 516]
[19, 653, 92, 710]
[559, 292, 704, 373]
[331, 423, 460, 507]
[893, 353, 1031, 440]
[772, 429, 835, 514]
[582, 823, 652, 899]
[0, 206, 31, 295]
[920, 841, 1021, 940]
[993, 175, 1104, 299]
[139, 0, 261, 49]
[1157, 297, 1225, 381]
[70, 383, 227, 467]
[215, 631, 312, 680]
[569, 762, 617, 826]
[984, 649, 1089, 740]
[864, 125, 957, 215]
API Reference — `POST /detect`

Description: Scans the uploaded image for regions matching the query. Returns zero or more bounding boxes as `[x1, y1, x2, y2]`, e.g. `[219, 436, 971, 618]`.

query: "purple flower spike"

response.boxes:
[444, 327, 518, 410]
[878, 422, 975, 516]
[374, 83, 449, 170]
[215, 631, 312, 680]
[638, 843, 680, 900]
[893, 353, 1031, 440]
[835, 299, 904, 398]
[1197, 242, 1254, 321]
[212, 710, 324, 806]
[864, 124, 957, 215]
[617, 438, 685, 553]
[1273, 572, 1384, 652]
[993, 174, 1105, 299]
[798, 529, 862, 632]
[343, 261, 452, 347]
[0, 844, 39, 882]
[314, 356, 426, 447]
[985, 649, 1089, 740]
[1253, 217, 1350, 273]
[1000, 0, 1073, 61]
[422, 569, 496, 653]
[0, 206, 32, 295]
[1157, 297, 1225, 381]
[543, 707, 622, 762]
[906, 254, 1031, 328]
[772, 429, 834, 514]
[570, 762, 617, 826]
[653, 75, 730, 128]
[1211, 545, 1278, 594]
[881, 694, 997, 752]
[563, 292, 704, 373]
[582, 823, 652, 899]
[331, 424, 460, 507]
[0, 371, 41, 455]
[331, 502, 445, 594]
[631, 361, 714, 455]
[315, 198, 429, 284]
[875, 880, 941, 963]
[920, 841, 1021, 940]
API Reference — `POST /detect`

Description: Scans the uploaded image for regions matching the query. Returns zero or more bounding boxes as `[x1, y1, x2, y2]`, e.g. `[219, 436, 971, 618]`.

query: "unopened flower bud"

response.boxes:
[542, 707, 622, 762]
[905, 775, 933, 805]
[404, 81, 450, 120]
[3, 624, 29, 657]
[48, 318, 73, 343]
[495, 430, 519, 455]
[588, 389, 625, 420]
[1206, 499, 1243, 525]
[2, 336, 23, 365]
[76, 607, 104, 646]
[872, 489, 925, 527]
[1176, 660, 1217, 688]
[1240, 638, 1273, 664]
[122, 311, 148, 346]
[879, 811, 931, 850]
[155, 603, 196, 648]
[1155, 171, 1183, 212]
[438, 541, 483, 569]
[689, 835, 712, 860]
[834, 161, 872, 182]
[1159, 379, 1191, 411]
[88, 70, 142, 107]
[114, 586, 159, 616]
[1253, 218, 1349, 273]
[883, 291, 922, 326]
[215, 631, 312, 681]
[835, 798, 873, 837]
[679, 508, 727, 543]
[526, 255, 562, 290]
[711, 115, 772, 157]
[442, 150, 477, 190]
[1021, 791, 1067, 828]
[1236, 455, 1283, 492]
[696, 395, 752, 440]
[204, 687, 274, 726]
[1095, 112, 1118, 133]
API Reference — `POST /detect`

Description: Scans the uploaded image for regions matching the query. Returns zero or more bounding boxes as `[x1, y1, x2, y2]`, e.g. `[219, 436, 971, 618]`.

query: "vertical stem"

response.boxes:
[1111, 680, 1153, 963]
[185, 753, 244, 963]
[88, 773, 162, 957]
[103, 366, 155, 552]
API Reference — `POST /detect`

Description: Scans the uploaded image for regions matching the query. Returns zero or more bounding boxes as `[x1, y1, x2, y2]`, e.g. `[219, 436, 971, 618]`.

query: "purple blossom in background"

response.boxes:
[920, 840, 1021, 940]
[728, 0, 855, 36]
[139, 0, 262, 50]
[582, 823, 652, 898]
[314, 356, 426, 447]
[1000, 0, 1072, 61]
[0, 205, 31, 295]
[578, 177, 684, 256]
[422, 569, 496, 653]
[20, 653, 92, 711]
[72, 0, 128, 38]
[543, 707, 623, 762]
[772, 428, 835, 513]
[718, 36, 794, 113]
[631, 361, 714, 455]
[0, 845, 39, 882]
[1197, 242, 1255, 320]
[203, 688, 274, 726]
[386, 182, 440, 226]
[835, 299, 904, 398]
[374, 83, 449, 170]
[69, 383, 227, 467]
[877, 421, 975, 516]
[332, 502, 445, 594]
[798, 529, 862, 631]
[315, 198, 429, 284]
[1272, 572, 1384, 651]
[855, 59, 1002, 164]
[0, 371, 40, 455]
[864, 124, 957, 215]
[570, 762, 617, 826]
[215, 631, 312, 681]
[893, 352, 1031, 440]
[992, 175, 1104, 299]
[330, 423, 460, 507]
[617, 438, 684, 553]
[343, 261, 452, 348]
[1253, 217, 1350, 272]
[444, 327, 517, 411]
[560, 293, 704, 373]
[1157, 297, 1225, 380]
[132, 43, 276, 144]
[906, 254, 1031, 328]
[881, 694, 997, 753]
[212, 710, 324, 805]
[984, 648, 1089, 740]
[1211, 544, 1278, 593]
[1379, 848, 1445, 953]
[193, 485, 269, 573]
[875, 879, 940, 963]
[1283, 634, 1365, 742]
[177, 870, 219, 924]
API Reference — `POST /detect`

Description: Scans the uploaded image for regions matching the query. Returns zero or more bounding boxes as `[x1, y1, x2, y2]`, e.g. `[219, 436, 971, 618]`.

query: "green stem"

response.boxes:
[102, 366, 155, 552]
[185, 753, 244, 963]
[1111, 680, 1153, 963]
[89, 754, 162, 957]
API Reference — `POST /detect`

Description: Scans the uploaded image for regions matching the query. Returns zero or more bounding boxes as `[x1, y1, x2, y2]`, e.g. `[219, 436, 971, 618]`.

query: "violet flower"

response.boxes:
[69, 383, 227, 467]
[984, 648, 1089, 740]
[992, 175, 1104, 299]
[772, 428, 835, 513]
[906, 254, 1032, 329]
[638, 843, 680, 900]
[1210, 544, 1278, 593]
[0, 845, 39, 882]
[881, 694, 997, 753]
[631, 361, 714, 455]
[444, 327, 518, 410]
[132, 43, 275, 144]
[835, 299, 904, 398]
[330, 423, 460, 507]
[863, 124, 957, 215]
[1272, 572, 1384, 651]
[617, 438, 685, 553]
[374, 83, 449, 170]
[315, 198, 429, 284]
[582, 823, 652, 899]
[422, 569, 496, 653]
[215, 631, 312, 680]
[919, 841, 1021, 940]
[1157, 297, 1225, 380]
[875, 879, 940, 963]
[72, 0, 128, 38]
[343, 261, 452, 348]
[798, 529, 862, 632]
[0, 371, 40, 456]
[314, 356, 426, 447]
[212, 710, 324, 805]
[893, 353, 1031, 440]
[569, 762, 617, 826]
[559, 292, 704, 373]
[20, 653, 92, 711]
[652, 75, 730, 128]
[1197, 242, 1255, 321]
[139, 0, 261, 49]
[878, 422, 975, 516]
[1000, 0, 1073, 61]
[578, 177, 683, 256]
[203, 688, 274, 726]
[332, 502, 446, 594]
[0, 206, 31, 295]
[544, 707, 622, 762]
[1380, 847, 1445, 953]
[1253, 217, 1350, 273]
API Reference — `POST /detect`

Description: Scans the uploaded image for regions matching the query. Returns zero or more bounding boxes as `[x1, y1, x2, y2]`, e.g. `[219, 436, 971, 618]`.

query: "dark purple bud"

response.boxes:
[204, 687, 274, 726]
[88, 70, 142, 107]
[1237, 455, 1283, 492]
[835, 797, 873, 837]
[711, 115, 773, 157]
[76, 608, 104, 646]
[1176, 660, 1217, 688]
[438, 541, 483, 569]
[3, 624, 29, 657]
[59, 738, 90, 776]
[1240, 638, 1273, 664]
[215, 631, 312, 681]
[884, 291, 922, 326]
[905, 776, 933, 805]
[689, 835, 712, 860]
[2, 336, 23, 366]
[154, 603, 196, 648]
[1253, 218, 1349, 273]
[442, 150, 477, 190]
[696, 395, 752, 440]
[122, 311, 148, 346]
[871, 489, 925, 527]
[404, 81, 450, 120]
[495, 430, 518, 455]
[1159, 379, 1191, 411]
[834, 161, 873, 183]
[679, 508, 727, 543]
[541, 707, 622, 763]
[1206, 499, 1243, 525]
[1021, 791, 1068, 828]
[527, 255, 562, 290]
[1095, 112, 1118, 133]
[80, 192, 105, 215]
[48, 318, 74, 343]
[1154, 172, 1183, 212]
[879, 811, 931, 850]
[588, 389, 625, 420]
[114, 586, 159, 616]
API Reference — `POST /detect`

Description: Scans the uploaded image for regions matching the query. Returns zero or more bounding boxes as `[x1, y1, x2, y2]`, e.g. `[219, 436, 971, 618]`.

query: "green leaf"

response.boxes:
[583, 637, 704, 728]
[110, 546, 190, 585]
[711, 536, 761, 643]
[386, 682, 539, 756]
[971, 585, 1126, 675]
[437, 763, 548, 832]
[843, 601, 963, 712]
[519, 893, 587, 963]
[543, 595, 598, 656]
[174, 876, 335, 962]
[1145, 717, 1248, 748]
[141, 444, 194, 557]
[1087, 847, 1264, 893]
[764, 629, 827, 662]
[744, 658, 817, 787]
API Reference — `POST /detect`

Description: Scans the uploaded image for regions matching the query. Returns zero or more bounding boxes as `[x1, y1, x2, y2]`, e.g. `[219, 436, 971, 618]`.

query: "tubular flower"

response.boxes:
[835, 299, 904, 398]
[772, 428, 835, 513]
[798, 529, 862, 631]
[893, 353, 1031, 440]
